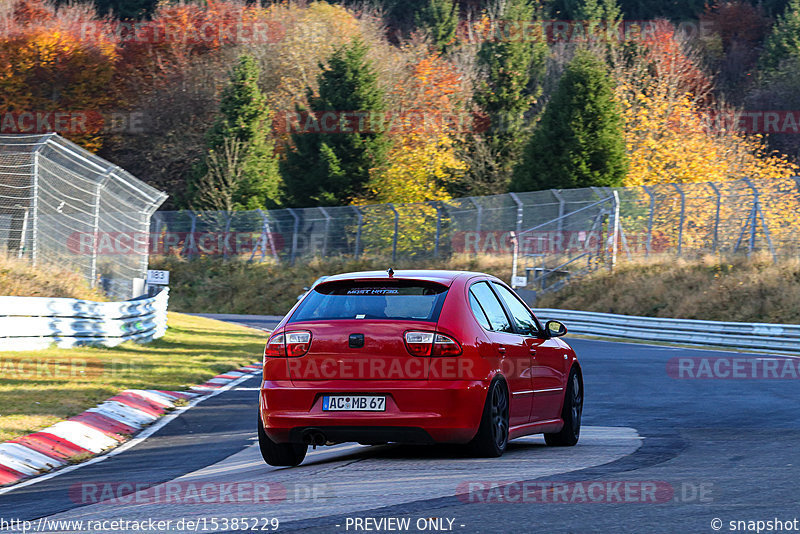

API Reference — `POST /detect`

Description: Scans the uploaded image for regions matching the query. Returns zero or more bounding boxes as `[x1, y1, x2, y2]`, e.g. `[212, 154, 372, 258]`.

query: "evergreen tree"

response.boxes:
[471, 0, 548, 193]
[282, 39, 390, 207]
[511, 50, 628, 191]
[761, 0, 800, 72]
[190, 55, 281, 210]
[415, 0, 459, 53]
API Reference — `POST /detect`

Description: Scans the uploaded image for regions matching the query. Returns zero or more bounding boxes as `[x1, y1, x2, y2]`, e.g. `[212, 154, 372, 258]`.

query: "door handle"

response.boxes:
[498, 347, 506, 355]
[529, 348, 537, 355]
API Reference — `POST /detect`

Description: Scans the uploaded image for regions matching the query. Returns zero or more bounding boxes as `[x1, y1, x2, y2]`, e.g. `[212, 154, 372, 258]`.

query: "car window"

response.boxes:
[492, 282, 538, 335]
[470, 282, 513, 333]
[290, 281, 448, 322]
[468, 291, 492, 330]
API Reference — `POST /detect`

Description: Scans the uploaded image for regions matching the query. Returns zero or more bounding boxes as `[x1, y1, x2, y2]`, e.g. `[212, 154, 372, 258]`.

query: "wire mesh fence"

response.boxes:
[0, 134, 168, 300]
[150, 176, 800, 292]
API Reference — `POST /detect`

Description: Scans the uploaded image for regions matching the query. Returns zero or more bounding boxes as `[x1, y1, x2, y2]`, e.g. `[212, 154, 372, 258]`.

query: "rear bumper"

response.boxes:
[259, 379, 489, 444]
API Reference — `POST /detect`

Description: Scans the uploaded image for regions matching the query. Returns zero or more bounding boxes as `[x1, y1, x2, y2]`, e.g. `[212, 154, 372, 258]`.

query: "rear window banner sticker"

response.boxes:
[346, 288, 400, 295]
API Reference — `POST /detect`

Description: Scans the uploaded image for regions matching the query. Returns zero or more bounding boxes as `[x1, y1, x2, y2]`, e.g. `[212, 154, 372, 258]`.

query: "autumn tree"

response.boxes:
[0, 0, 119, 151]
[470, 0, 548, 194]
[189, 55, 280, 211]
[281, 39, 390, 207]
[512, 49, 628, 191]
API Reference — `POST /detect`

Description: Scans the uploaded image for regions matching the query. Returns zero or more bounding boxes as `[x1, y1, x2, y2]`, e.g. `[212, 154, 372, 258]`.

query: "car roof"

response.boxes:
[318, 270, 497, 287]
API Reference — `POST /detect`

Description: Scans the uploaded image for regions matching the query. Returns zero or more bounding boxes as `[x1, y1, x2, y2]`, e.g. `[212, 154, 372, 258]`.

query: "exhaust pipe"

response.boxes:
[301, 429, 327, 447]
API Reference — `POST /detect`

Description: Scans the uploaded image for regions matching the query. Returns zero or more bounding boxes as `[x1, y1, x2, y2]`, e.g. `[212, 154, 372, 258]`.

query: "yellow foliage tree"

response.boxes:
[356, 53, 468, 257]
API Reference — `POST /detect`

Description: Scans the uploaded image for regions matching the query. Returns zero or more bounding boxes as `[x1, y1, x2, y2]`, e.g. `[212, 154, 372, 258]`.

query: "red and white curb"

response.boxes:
[0, 362, 263, 489]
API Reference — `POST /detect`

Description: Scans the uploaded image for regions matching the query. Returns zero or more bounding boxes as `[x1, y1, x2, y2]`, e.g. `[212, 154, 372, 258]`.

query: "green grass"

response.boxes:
[0, 312, 266, 443]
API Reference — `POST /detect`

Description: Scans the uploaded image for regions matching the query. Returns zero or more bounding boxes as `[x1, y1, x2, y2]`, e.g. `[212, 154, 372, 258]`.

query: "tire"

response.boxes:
[257, 414, 307, 467]
[544, 366, 583, 447]
[469, 378, 509, 457]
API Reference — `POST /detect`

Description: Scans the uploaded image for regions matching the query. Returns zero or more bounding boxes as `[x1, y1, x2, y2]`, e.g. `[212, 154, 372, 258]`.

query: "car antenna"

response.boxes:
[387, 268, 394, 277]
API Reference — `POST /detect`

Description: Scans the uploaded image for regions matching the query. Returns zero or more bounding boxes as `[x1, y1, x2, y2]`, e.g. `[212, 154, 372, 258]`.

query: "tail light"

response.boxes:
[264, 331, 312, 358]
[404, 331, 462, 357]
[264, 333, 286, 358]
[432, 333, 462, 356]
[285, 331, 312, 357]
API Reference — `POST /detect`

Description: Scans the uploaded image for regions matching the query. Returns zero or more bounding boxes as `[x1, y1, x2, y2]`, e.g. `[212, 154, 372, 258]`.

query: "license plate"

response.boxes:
[322, 395, 386, 412]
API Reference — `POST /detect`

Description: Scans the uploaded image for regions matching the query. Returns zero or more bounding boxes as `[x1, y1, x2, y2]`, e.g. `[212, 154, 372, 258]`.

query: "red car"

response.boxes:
[258, 270, 582, 466]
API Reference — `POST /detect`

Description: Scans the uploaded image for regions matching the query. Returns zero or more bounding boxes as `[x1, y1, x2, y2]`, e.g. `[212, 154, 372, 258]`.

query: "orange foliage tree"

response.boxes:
[356, 52, 469, 256]
[0, 0, 119, 150]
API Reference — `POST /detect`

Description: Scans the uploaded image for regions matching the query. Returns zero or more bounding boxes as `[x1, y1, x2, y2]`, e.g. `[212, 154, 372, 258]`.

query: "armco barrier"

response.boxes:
[0, 289, 168, 351]
[535, 308, 800, 353]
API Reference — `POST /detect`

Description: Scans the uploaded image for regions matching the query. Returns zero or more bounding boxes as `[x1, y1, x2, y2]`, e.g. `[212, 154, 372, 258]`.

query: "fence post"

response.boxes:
[31, 150, 40, 267]
[388, 203, 399, 263]
[183, 211, 198, 258]
[352, 206, 363, 260]
[743, 178, 776, 260]
[509, 192, 523, 237]
[672, 183, 685, 257]
[89, 175, 105, 287]
[18, 209, 29, 259]
[610, 191, 620, 270]
[222, 212, 233, 258]
[319, 206, 332, 258]
[642, 185, 655, 257]
[708, 182, 721, 253]
[468, 197, 483, 233]
[552, 189, 565, 233]
[432, 201, 442, 258]
[288, 208, 300, 265]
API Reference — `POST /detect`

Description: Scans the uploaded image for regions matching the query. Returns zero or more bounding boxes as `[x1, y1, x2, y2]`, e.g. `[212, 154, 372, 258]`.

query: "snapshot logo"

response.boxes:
[79, 20, 285, 45]
[70, 481, 329, 505]
[456, 480, 712, 504]
[667, 357, 800, 379]
[0, 357, 143, 379]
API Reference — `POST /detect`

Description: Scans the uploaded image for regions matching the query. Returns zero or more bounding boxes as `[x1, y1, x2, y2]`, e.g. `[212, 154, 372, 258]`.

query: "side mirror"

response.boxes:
[545, 320, 567, 338]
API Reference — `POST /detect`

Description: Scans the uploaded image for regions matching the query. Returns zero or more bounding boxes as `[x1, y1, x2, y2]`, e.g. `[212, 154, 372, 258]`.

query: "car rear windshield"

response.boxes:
[289, 281, 449, 323]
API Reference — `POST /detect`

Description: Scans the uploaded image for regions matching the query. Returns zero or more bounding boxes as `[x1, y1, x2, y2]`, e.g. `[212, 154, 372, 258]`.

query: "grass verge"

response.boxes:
[0, 254, 106, 300]
[0, 312, 266, 443]
[155, 253, 800, 324]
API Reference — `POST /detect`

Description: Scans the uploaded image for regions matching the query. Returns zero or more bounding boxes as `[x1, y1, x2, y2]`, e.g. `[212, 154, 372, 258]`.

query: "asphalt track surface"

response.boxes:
[1, 315, 799, 534]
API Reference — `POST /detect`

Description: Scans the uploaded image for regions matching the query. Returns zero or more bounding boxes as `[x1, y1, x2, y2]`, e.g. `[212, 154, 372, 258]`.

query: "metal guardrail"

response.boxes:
[534, 308, 800, 353]
[0, 288, 168, 351]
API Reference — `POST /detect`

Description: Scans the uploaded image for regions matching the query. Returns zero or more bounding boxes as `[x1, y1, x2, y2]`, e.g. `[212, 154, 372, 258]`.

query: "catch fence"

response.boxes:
[0, 134, 167, 299]
[149, 177, 800, 291]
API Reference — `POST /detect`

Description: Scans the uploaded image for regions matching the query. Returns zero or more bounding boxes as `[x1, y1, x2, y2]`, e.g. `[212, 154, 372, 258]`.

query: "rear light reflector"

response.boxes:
[404, 331, 434, 356]
[432, 333, 462, 356]
[285, 331, 312, 357]
[264, 333, 286, 358]
[404, 331, 462, 357]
